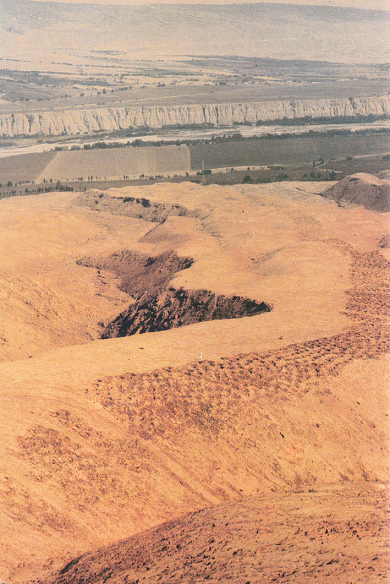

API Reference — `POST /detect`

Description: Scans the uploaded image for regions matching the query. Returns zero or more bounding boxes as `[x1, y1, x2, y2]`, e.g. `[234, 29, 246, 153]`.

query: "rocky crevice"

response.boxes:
[73, 190, 189, 223]
[101, 287, 271, 338]
[77, 250, 194, 298]
[77, 250, 271, 337]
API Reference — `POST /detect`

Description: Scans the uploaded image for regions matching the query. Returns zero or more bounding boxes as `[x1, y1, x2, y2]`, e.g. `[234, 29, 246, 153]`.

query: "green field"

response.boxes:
[36, 144, 191, 182]
[0, 130, 388, 198]
[189, 133, 390, 171]
[0, 151, 56, 185]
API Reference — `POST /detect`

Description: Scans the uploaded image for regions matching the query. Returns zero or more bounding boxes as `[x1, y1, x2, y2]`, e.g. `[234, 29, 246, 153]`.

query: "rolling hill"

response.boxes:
[0, 179, 388, 581]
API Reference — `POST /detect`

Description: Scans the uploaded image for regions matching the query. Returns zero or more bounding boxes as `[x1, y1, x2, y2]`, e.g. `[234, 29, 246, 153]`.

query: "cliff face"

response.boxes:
[1, 96, 389, 138]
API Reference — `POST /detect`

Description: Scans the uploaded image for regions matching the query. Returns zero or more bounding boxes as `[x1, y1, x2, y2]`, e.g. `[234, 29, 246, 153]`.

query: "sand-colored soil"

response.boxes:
[322, 172, 390, 212]
[31, 483, 389, 584]
[0, 181, 388, 582]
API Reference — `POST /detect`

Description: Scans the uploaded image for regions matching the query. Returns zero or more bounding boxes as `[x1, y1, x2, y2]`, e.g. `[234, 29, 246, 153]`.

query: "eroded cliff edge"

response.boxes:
[1, 95, 389, 138]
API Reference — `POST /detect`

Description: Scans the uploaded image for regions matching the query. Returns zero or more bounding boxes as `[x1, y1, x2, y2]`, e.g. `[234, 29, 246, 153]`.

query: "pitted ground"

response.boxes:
[28, 483, 389, 584]
[73, 189, 189, 222]
[0, 181, 388, 581]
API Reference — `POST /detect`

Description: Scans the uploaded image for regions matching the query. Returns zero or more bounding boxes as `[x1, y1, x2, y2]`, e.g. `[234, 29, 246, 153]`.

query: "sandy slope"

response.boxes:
[0, 181, 388, 581]
[322, 172, 390, 212]
[30, 483, 389, 584]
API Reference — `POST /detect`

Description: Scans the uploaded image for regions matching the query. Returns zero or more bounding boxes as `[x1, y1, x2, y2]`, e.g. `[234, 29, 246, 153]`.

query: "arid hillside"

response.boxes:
[0, 180, 388, 582]
[30, 483, 389, 584]
[322, 172, 390, 212]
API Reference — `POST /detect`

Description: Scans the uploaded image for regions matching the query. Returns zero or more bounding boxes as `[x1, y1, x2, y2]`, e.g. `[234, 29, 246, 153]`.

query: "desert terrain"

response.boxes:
[0, 175, 388, 582]
[29, 484, 390, 584]
[0, 1, 389, 582]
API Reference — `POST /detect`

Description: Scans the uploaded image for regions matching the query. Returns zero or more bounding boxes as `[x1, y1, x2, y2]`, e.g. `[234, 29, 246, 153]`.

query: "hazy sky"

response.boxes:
[26, 0, 390, 8]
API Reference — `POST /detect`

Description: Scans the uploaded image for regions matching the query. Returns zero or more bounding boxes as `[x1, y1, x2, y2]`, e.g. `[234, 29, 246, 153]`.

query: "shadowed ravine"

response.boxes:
[77, 250, 272, 337]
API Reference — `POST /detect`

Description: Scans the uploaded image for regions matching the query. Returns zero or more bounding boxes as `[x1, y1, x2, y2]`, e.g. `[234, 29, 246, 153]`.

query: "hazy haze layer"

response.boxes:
[1, 1, 389, 67]
[20, 0, 390, 9]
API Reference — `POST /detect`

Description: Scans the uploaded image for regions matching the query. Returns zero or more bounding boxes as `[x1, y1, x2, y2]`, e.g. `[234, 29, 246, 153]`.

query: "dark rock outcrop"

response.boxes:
[102, 287, 271, 338]
[73, 190, 189, 223]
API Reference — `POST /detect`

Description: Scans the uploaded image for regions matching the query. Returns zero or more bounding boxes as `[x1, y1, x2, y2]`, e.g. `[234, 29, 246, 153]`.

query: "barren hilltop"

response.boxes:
[1, 0, 389, 579]
[322, 172, 390, 212]
[0, 178, 388, 582]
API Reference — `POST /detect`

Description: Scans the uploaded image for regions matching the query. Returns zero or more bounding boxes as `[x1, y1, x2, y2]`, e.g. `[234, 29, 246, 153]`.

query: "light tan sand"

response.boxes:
[0, 181, 388, 581]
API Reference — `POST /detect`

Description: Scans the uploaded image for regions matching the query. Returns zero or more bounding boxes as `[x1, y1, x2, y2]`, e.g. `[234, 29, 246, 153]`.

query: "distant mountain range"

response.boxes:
[0, 1, 389, 68]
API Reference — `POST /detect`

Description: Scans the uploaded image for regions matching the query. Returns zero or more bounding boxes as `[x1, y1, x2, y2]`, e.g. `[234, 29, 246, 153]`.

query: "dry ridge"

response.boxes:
[28, 483, 389, 584]
[0, 180, 388, 581]
[73, 190, 190, 223]
[322, 172, 390, 212]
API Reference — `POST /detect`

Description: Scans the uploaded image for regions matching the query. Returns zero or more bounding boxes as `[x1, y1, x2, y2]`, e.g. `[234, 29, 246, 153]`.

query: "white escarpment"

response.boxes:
[0, 96, 388, 138]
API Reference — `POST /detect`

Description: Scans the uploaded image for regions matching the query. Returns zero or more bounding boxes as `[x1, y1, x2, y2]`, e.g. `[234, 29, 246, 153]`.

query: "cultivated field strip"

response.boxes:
[190, 133, 390, 171]
[37, 145, 191, 183]
[0, 151, 56, 184]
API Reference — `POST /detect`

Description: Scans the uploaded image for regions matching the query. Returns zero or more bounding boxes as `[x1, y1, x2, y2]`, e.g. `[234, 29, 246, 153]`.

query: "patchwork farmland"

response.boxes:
[36, 144, 191, 182]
